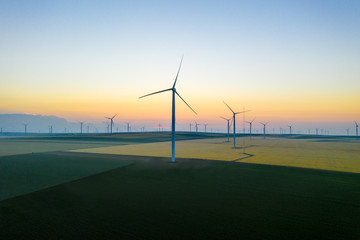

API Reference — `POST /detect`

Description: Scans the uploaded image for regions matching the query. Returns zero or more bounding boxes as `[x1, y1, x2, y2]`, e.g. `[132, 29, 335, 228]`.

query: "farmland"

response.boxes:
[0, 133, 359, 239]
[73, 135, 360, 173]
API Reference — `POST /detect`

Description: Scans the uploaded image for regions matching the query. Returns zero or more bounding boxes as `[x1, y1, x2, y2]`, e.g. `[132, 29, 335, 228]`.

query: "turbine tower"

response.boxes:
[245, 118, 256, 139]
[195, 121, 200, 133]
[220, 116, 231, 142]
[105, 114, 117, 135]
[23, 123, 28, 136]
[189, 122, 192, 132]
[139, 56, 197, 163]
[223, 102, 249, 148]
[288, 124, 294, 135]
[355, 121, 359, 137]
[126, 122, 130, 133]
[79, 122, 84, 135]
[204, 123, 208, 133]
[259, 122, 269, 139]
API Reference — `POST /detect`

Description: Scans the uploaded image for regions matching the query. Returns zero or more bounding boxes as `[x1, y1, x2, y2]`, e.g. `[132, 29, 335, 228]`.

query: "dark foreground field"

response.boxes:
[0, 152, 359, 240]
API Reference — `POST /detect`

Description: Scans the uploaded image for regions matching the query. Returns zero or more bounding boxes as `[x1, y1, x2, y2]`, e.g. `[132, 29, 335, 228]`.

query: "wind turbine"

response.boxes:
[288, 124, 294, 135]
[223, 102, 249, 148]
[245, 118, 256, 139]
[219, 116, 232, 142]
[105, 114, 117, 135]
[355, 121, 359, 137]
[126, 122, 131, 133]
[189, 122, 192, 132]
[204, 123, 208, 133]
[195, 121, 200, 133]
[79, 122, 84, 135]
[139, 56, 197, 163]
[23, 123, 28, 136]
[259, 122, 269, 139]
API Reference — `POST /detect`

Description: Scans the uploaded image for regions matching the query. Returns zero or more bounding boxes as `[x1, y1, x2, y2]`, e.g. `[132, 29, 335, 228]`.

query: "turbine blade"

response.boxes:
[172, 55, 184, 88]
[219, 116, 228, 120]
[235, 110, 251, 114]
[139, 88, 172, 99]
[223, 101, 235, 113]
[175, 91, 197, 114]
[112, 114, 117, 119]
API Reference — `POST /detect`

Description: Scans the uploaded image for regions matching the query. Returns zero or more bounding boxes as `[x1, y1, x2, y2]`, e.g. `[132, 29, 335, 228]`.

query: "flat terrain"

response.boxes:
[0, 153, 131, 200]
[0, 152, 359, 239]
[73, 135, 360, 173]
[0, 133, 359, 239]
[0, 132, 221, 156]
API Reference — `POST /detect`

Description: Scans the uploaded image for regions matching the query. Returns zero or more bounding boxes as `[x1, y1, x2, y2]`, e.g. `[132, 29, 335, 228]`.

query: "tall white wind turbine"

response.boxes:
[223, 102, 249, 148]
[288, 124, 294, 135]
[105, 114, 117, 135]
[355, 121, 358, 137]
[259, 122, 269, 139]
[220, 116, 232, 142]
[245, 118, 256, 139]
[139, 56, 197, 163]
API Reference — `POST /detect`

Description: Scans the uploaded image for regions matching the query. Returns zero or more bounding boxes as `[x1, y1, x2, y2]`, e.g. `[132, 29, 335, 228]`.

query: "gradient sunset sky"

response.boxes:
[1, 0, 359, 132]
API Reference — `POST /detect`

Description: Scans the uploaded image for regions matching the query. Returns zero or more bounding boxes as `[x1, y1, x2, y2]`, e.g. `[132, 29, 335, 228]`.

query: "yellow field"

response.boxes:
[72, 137, 360, 173]
[0, 139, 124, 157]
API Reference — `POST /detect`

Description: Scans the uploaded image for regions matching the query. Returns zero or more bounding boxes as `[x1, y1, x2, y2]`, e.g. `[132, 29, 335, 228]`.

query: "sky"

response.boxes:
[1, 0, 360, 134]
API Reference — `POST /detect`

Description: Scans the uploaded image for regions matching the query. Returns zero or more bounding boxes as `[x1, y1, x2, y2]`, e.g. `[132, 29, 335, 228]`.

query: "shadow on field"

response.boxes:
[233, 152, 255, 161]
[0, 151, 359, 240]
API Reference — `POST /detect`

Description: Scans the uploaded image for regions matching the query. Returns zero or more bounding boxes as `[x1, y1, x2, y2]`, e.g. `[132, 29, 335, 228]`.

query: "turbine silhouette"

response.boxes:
[245, 118, 256, 139]
[288, 124, 294, 135]
[223, 102, 249, 148]
[220, 116, 232, 142]
[259, 122, 269, 139]
[139, 56, 197, 163]
[355, 121, 358, 137]
[105, 114, 117, 135]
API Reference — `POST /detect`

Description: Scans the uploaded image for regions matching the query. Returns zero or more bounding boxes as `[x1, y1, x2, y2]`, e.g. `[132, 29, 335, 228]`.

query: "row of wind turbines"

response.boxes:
[138, 56, 359, 163]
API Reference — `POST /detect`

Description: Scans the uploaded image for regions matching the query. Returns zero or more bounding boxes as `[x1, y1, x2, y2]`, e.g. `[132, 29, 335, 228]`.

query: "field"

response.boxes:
[0, 133, 359, 239]
[73, 135, 360, 173]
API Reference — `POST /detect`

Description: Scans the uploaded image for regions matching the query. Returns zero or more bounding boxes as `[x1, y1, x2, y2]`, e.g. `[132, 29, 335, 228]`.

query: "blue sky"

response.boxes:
[1, 0, 359, 133]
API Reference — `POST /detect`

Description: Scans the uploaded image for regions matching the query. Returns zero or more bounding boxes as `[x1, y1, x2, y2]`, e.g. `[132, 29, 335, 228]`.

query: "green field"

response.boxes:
[0, 133, 359, 239]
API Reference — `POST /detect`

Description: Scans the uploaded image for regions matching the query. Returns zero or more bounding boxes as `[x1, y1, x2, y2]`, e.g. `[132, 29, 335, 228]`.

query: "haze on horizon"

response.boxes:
[1, 0, 359, 132]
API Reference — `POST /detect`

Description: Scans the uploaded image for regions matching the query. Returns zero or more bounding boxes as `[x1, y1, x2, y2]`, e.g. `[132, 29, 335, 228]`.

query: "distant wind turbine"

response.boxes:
[23, 123, 28, 136]
[126, 122, 131, 133]
[105, 114, 117, 134]
[355, 121, 359, 137]
[189, 122, 192, 132]
[288, 124, 294, 135]
[245, 118, 256, 139]
[259, 122, 269, 139]
[79, 122, 84, 135]
[195, 121, 200, 133]
[139, 56, 197, 163]
[204, 123, 208, 133]
[219, 116, 232, 142]
[223, 102, 249, 148]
